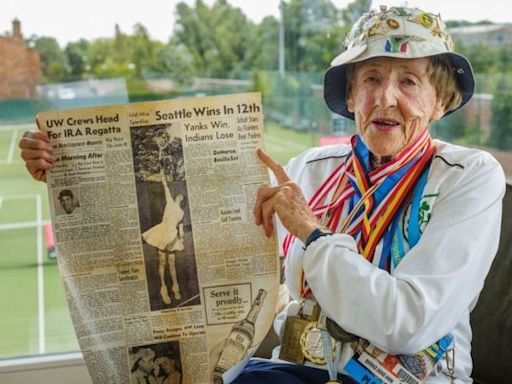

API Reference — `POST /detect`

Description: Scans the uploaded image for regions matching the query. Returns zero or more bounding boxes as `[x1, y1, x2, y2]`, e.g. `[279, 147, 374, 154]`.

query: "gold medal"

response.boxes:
[300, 321, 339, 365]
[301, 322, 327, 364]
[280, 301, 322, 364]
[279, 316, 310, 364]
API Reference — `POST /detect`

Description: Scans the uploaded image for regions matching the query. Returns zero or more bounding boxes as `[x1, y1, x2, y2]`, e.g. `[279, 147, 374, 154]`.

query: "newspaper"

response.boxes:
[37, 93, 279, 384]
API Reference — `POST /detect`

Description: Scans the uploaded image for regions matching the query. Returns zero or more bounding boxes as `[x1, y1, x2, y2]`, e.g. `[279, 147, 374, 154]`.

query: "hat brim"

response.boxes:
[324, 52, 475, 120]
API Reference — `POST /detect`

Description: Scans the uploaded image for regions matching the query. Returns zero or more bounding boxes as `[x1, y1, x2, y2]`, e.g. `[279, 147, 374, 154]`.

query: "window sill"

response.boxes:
[0, 352, 91, 384]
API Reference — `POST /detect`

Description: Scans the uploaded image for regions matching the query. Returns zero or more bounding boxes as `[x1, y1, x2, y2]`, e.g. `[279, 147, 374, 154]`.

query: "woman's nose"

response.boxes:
[375, 80, 398, 109]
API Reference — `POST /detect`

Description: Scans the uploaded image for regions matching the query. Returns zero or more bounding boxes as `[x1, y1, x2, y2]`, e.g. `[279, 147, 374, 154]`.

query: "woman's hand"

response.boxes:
[253, 149, 320, 242]
[18, 130, 55, 182]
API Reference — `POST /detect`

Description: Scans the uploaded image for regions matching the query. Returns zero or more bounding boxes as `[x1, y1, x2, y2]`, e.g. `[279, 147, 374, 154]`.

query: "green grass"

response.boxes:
[264, 122, 319, 165]
[0, 120, 315, 360]
[44, 265, 78, 354]
[0, 123, 77, 359]
[0, 267, 39, 356]
[0, 131, 13, 160]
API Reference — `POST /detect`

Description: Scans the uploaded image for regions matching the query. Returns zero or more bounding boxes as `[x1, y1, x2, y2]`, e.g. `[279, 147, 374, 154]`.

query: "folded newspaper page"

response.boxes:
[37, 92, 279, 384]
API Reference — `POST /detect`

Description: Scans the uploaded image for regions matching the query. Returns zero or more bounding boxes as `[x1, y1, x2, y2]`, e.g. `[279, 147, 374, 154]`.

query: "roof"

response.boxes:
[449, 24, 512, 35]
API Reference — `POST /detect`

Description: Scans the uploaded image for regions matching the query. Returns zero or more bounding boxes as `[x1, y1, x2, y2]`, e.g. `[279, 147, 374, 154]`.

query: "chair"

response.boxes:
[470, 182, 512, 383]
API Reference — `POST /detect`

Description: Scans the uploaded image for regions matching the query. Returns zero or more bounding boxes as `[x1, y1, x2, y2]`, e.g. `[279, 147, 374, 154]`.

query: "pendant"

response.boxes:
[279, 301, 322, 364]
[300, 322, 338, 365]
[301, 322, 327, 364]
[279, 316, 310, 364]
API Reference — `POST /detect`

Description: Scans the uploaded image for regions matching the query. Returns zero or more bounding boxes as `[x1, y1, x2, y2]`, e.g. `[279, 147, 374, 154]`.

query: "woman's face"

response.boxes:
[347, 57, 445, 159]
[159, 357, 175, 373]
[156, 130, 170, 148]
[175, 194, 184, 205]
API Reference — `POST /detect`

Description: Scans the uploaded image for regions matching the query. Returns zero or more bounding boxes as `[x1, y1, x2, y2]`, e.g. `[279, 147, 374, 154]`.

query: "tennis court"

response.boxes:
[0, 123, 78, 359]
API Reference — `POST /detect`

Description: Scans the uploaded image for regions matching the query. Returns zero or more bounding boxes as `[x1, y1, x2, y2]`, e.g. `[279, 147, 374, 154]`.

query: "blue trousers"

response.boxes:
[231, 359, 357, 384]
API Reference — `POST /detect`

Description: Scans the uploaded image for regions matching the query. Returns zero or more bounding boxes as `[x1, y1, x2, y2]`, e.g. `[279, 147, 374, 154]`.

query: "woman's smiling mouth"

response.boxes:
[372, 117, 400, 131]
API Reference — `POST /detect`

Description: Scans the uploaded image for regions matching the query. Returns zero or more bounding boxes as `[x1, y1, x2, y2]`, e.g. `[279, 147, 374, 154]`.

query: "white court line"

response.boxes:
[6, 129, 19, 164]
[36, 194, 46, 354]
[0, 194, 50, 231]
[0, 160, 23, 165]
[0, 192, 48, 352]
[0, 195, 49, 231]
[0, 220, 51, 231]
[0, 124, 33, 132]
[264, 141, 310, 154]
[0, 193, 39, 200]
[264, 142, 295, 153]
[265, 135, 309, 151]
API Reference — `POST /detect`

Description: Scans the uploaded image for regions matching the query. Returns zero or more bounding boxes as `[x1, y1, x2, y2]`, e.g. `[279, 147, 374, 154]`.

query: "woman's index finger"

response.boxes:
[256, 148, 290, 184]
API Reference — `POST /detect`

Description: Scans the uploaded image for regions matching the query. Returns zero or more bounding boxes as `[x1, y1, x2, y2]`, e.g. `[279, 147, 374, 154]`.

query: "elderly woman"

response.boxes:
[248, 6, 504, 384]
[18, 6, 505, 384]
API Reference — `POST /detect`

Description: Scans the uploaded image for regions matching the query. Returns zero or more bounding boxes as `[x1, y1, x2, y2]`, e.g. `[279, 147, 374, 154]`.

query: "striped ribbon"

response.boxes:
[284, 129, 436, 297]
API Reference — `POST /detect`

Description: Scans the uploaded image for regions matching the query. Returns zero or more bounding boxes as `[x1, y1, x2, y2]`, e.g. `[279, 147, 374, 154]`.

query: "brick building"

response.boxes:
[0, 19, 41, 100]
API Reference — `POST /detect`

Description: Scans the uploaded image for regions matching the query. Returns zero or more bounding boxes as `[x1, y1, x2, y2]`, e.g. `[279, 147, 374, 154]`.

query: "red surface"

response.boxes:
[44, 223, 55, 248]
[319, 135, 351, 146]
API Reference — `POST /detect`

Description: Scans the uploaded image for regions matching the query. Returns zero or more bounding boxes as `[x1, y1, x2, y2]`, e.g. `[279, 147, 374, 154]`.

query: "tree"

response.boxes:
[30, 36, 68, 82]
[154, 43, 196, 86]
[131, 23, 164, 77]
[173, 0, 257, 77]
[86, 38, 115, 76]
[445, 20, 493, 28]
[65, 39, 90, 79]
[282, 0, 344, 72]
[456, 44, 499, 74]
[112, 24, 132, 65]
[340, 0, 371, 26]
[488, 74, 512, 150]
[249, 16, 280, 71]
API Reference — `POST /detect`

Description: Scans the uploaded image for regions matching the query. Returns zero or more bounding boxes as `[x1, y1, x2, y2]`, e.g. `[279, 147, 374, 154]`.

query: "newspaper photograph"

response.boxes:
[37, 92, 280, 384]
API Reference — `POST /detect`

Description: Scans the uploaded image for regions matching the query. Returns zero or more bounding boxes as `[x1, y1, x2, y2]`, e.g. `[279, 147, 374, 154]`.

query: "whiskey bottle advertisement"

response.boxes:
[212, 288, 267, 383]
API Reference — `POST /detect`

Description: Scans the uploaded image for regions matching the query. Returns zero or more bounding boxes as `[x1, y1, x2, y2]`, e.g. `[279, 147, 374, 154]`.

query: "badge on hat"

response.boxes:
[386, 18, 400, 29]
[384, 36, 409, 53]
[392, 7, 410, 17]
[418, 12, 434, 28]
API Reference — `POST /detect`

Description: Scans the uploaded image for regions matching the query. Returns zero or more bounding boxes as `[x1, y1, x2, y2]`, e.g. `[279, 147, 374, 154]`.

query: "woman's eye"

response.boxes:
[402, 78, 417, 86]
[364, 76, 378, 83]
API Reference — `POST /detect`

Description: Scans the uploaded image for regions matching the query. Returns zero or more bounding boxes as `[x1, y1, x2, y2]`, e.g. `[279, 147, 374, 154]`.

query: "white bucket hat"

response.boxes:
[324, 5, 475, 120]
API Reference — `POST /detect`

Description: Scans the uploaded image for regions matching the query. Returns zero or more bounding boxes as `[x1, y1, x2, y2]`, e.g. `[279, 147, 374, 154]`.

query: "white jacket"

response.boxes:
[274, 140, 505, 383]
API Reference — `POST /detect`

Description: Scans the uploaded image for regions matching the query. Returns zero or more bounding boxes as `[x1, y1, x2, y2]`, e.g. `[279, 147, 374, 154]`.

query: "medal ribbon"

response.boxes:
[283, 129, 436, 298]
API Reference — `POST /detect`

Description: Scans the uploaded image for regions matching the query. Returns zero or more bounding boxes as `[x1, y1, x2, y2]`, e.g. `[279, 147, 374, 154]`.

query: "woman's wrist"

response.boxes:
[303, 227, 333, 249]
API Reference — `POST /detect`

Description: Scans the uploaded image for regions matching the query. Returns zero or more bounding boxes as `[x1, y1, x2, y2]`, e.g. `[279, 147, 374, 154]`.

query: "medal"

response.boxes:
[301, 322, 330, 364]
[279, 301, 320, 364]
[279, 316, 309, 364]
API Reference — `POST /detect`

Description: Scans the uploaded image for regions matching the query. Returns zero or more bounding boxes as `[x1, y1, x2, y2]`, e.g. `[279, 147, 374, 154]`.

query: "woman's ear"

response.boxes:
[347, 92, 354, 113]
[430, 98, 445, 121]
